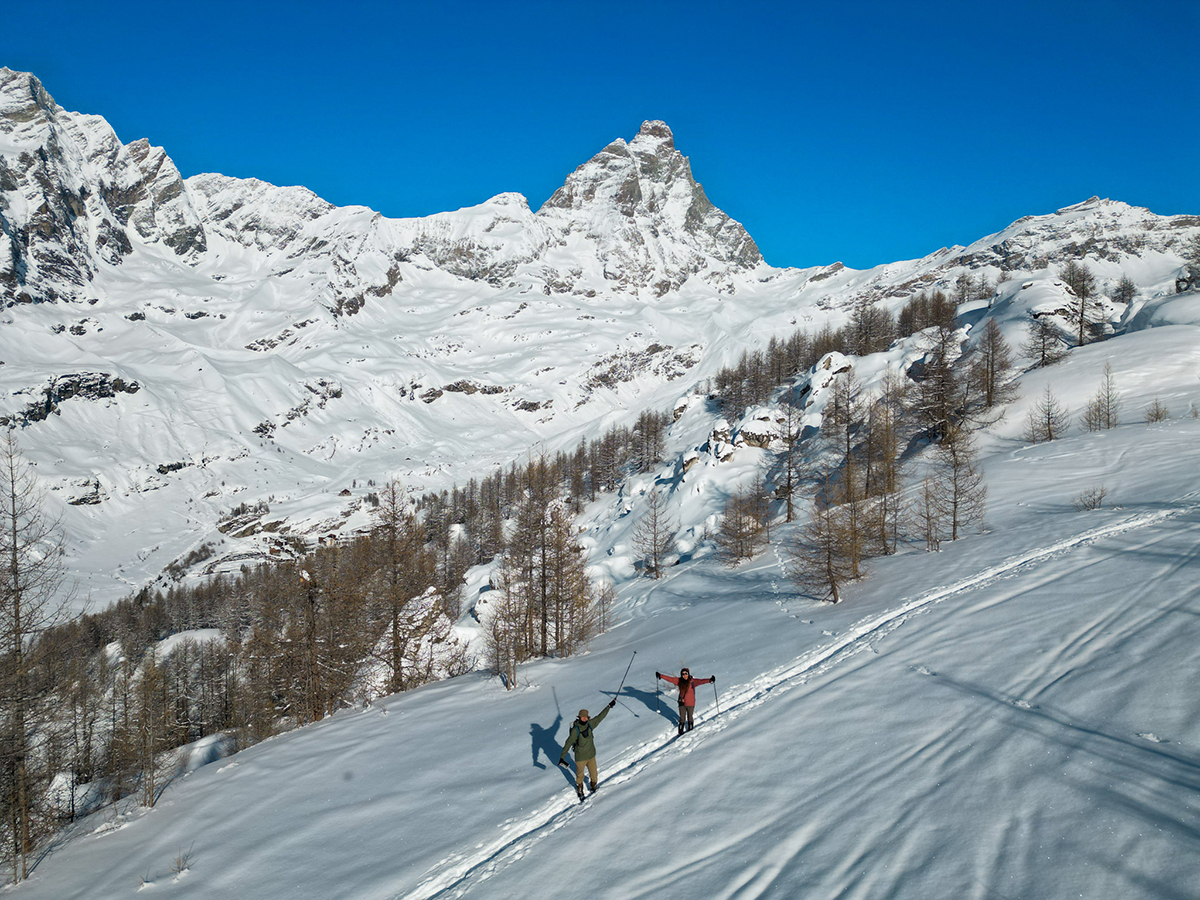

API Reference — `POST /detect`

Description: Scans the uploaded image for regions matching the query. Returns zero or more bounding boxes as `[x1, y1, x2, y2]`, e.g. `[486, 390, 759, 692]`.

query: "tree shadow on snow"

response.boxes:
[933, 671, 1200, 841]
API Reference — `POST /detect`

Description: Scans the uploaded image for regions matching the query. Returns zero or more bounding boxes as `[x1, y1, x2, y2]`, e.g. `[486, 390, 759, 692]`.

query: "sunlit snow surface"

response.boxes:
[15, 317, 1200, 899]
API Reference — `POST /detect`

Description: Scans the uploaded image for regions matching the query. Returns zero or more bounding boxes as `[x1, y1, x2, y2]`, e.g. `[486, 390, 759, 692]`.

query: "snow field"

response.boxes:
[16, 404, 1200, 898]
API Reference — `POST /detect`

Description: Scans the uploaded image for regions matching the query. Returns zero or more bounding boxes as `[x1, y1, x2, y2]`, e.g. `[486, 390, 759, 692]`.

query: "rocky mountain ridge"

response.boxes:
[0, 67, 1196, 608]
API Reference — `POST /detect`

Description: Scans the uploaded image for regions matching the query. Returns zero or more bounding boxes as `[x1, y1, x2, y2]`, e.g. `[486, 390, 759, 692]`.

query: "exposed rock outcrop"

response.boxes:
[0, 67, 207, 306]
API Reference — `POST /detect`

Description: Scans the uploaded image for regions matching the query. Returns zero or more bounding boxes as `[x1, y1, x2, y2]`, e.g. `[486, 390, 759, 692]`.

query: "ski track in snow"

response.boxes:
[398, 501, 1195, 900]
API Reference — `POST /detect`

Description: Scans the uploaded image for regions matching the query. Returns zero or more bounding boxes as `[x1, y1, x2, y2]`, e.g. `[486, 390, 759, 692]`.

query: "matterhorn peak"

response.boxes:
[533, 120, 762, 292]
[631, 119, 675, 151]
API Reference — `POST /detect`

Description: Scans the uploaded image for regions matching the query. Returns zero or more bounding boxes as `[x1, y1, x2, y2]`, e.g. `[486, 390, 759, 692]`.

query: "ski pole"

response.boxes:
[613, 650, 636, 701]
[713, 680, 721, 716]
[655, 675, 660, 715]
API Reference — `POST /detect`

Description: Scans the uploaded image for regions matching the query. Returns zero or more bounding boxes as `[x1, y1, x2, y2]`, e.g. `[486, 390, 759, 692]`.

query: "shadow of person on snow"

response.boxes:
[620, 686, 678, 726]
[530, 712, 576, 784]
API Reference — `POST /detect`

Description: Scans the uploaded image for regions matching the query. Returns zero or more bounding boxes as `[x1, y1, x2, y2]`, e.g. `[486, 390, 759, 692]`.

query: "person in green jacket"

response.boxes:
[558, 698, 616, 800]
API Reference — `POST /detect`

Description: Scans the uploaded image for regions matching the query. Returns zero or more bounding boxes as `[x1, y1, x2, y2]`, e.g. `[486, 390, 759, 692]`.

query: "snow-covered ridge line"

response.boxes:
[404, 499, 1193, 900]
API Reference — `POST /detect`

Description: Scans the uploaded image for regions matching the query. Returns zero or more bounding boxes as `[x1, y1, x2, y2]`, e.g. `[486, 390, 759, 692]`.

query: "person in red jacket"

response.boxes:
[656, 667, 714, 735]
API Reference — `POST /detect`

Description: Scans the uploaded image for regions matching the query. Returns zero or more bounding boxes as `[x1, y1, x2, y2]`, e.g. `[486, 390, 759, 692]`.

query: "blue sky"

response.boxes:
[5, 0, 1196, 269]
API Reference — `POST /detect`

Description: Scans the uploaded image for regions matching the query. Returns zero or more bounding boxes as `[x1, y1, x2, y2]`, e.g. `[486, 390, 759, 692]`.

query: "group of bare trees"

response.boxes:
[710, 282, 991, 426]
[484, 457, 610, 688]
[691, 295, 1011, 603]
[783, 306, 1014, 600]
[1024, 363, 1123, 443]
[713, 481, 773, 565]
[632, 486, 678, 577]
[0, 432, 68, 881]
[1060, 259, 1142, 347]
[790, 368, 913, 601]
[672, 286, 1018, 602]
[418, 409, 672, 571]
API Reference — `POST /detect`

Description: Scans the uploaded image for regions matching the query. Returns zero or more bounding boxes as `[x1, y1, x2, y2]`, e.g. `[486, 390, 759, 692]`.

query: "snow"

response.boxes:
[14, 312, 1200, 898]
[154, 629, 224, 662]
[1125, 290, 1200, 331]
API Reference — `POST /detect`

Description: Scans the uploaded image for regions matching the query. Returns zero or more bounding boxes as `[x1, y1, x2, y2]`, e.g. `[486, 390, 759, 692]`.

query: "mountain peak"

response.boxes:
[540, 121, 692, 215]
[0, 67, 58, 134]
[633, 119, 675, 150]
[0, 66, 48, 101]
[537, 120, 762, 290]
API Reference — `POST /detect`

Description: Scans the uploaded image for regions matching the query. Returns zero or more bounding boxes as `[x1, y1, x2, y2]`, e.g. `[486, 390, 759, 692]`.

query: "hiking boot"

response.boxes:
[576, 783, 585, 800]
[589, 781, 598, 793]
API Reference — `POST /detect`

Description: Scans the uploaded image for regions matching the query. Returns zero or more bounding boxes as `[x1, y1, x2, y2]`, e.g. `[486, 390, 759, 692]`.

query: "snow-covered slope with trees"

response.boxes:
[12, 319, 1200, 899]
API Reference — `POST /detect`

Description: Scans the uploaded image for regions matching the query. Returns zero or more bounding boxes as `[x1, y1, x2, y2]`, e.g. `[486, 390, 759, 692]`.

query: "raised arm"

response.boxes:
[590, 704, 612, 728]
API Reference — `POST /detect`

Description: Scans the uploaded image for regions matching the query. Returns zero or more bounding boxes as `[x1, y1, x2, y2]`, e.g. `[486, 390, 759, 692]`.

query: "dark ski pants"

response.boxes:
[575, 756, 598, 788]
[678, 703, 695, 731]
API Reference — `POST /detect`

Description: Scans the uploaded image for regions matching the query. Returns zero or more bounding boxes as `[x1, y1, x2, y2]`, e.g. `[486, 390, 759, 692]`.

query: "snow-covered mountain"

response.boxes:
[0, 67, 1197, 608]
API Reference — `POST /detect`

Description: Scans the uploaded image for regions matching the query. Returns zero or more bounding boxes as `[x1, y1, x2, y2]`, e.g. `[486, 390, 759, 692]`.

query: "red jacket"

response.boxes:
[661, 674, 712, 706]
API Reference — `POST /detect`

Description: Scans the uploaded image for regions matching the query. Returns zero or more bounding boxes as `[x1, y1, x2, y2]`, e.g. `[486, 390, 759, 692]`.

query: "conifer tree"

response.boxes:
[484, 565, 525, 690]
[1060, 260, 1099, 346]
[1021, 317, 1070, 368]
[864, 370, 908, 554]
[1144, 398, 1170, 424]
[714, 487, 768, 566]
[913, 470, 943, 552]
[789, 476, 855, 603]
[968, 318, 1018, 411]
[631, 410, 669, 473]
[909, 322, 967, 441]
[1110, 275, 1137, 305]
[1080, 363, 1121, 432]
[777, 395, 805, 522]
[1023, 384, 1071, 443]
[847, 296, 896, 356]
[932, 427, 987, 541]
[631, 486, 677, 578]
[373, 481, 437, 694]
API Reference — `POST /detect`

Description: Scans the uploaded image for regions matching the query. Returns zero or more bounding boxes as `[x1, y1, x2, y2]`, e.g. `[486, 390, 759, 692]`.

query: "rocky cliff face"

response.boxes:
[0, 68, 206, 305]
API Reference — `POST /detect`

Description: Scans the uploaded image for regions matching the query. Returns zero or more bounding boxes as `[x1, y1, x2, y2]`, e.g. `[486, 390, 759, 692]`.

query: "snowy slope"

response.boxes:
[12, 297, 1200, 898]
[2, 67, 1198, 610]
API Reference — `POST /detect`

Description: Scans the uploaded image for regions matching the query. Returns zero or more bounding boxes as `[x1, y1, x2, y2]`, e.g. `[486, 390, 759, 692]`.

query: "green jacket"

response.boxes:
[559, 706, 611, 763]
